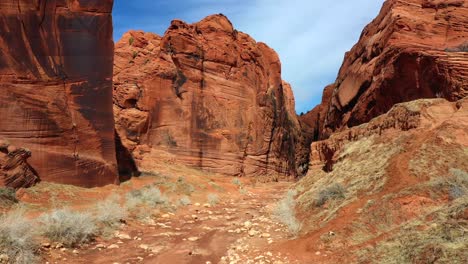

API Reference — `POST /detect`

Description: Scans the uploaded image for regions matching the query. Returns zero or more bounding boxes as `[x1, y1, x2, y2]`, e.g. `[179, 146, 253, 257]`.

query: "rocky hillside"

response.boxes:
[301, 0, 468, 140]
[286, 98, 468, 263]
[114, 15, 308, 178]
[0, 1, 120, 187]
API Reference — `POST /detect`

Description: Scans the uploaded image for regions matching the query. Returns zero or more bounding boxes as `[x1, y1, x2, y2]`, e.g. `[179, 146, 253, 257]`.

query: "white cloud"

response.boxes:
[227, 0, 386, 113]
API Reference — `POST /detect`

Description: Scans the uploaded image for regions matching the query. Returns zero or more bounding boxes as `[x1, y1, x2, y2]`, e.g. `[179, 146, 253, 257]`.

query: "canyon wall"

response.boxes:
[114, 15, 308, 178]
[301, 0, 468, 140]
[0, 0, 119, 187]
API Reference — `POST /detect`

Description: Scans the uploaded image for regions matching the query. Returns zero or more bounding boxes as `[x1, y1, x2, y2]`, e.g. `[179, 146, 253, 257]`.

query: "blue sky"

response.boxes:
[113, 0, 385, 114]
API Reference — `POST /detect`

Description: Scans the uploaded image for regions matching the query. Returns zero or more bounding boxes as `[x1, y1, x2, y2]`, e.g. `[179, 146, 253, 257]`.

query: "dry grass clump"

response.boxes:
[315, 183, 346, 207]
[207, 193, 219, 206]
[125, 185, 170, 218]
[94, 195, 128, 234]
[273, 190, 302, 237]
[232, 178, 242, 186]
[178, 196, 192, 206]
[39, 209, 97, 248]
[0, 188, 17, 207]
[0, 209, 39, 264]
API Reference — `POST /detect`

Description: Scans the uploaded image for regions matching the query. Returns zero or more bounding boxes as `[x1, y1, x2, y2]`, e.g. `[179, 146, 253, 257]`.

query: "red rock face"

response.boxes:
[114, 15, 308, 178]
[0, 0, 119, 187]
[0, 137, 39, 189]
[303, 0, 468, 139]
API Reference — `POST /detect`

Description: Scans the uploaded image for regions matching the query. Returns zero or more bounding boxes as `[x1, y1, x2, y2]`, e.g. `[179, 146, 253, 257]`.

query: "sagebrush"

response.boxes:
[273, 190, 302, 236]
[39, 209, 97, 247]
[0, 209, 39, 264]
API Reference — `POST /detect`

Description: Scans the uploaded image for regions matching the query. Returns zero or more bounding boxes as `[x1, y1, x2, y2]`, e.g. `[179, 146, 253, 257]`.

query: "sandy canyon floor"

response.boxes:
[6, 162, 303, 264]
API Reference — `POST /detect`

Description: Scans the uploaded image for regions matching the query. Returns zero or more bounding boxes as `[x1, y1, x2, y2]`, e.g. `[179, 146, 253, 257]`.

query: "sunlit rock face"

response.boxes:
[114, 15, 309, 179]
[301, 0, 468, 140]
[0, 0, 119, 187]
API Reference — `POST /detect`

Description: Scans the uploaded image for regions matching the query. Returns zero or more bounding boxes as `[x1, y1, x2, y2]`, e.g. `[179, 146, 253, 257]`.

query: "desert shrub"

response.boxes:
[0, 210, 39, 264]
[0, 188, 17, 206]
[174, 177, 195, 195]
[178, 196, 191, 206]
[207, 193, 219, 206]
[273, 190, 302, 236]
[132, 51, 138, 59]
[232, 178, 242, 186]
[447, 168, 468, 200]
[129, 37, 134, 46]
[315, 183, 346, 207]
[125, 186, 169, 217]
[39, 209, 97, 247]
[239, 188, 248, 195]
[94, 195, 127, 228]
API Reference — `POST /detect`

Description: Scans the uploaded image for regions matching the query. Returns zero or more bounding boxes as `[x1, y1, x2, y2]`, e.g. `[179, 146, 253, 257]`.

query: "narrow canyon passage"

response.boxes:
[39, 177, 300, 264]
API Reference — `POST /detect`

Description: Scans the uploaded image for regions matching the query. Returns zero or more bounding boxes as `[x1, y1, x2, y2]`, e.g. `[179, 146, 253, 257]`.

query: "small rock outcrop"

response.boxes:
[0, 1, 120, 187]
[0, 138, 39, 189]
[302, 0, 468, 139]
[114, 14, 308, 178]
[309, 97, 468, 172]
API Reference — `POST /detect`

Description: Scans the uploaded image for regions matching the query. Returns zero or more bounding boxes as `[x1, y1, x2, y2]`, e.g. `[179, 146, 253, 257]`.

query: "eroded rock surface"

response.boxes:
[0, 0, 119, 187]
[302, 0, 468, 139]
[0, 138, 39, 189]
[309, 98, 468, 172]
[288, 97, 468, 263]
[114, 15, 308, 178]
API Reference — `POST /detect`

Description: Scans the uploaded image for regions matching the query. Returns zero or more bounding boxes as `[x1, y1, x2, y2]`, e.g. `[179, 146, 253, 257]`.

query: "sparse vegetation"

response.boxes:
[125, 186, 170, 218]
[172, 176, 195, 195]
[178, 196, 192, 206]
[207, 193, 219, 206]
[94, 195, 127, 229]
[447, 168, 468, 200]
[132, 51, 138, 59]
[273, 190, 302, 236]
[359, 198, 468, 263]
[315, 183, 346, 207]
[0, 188, 17, 207]
[0, 209, 39, 264]
[39, 209, 97, 247]
[232, 178, 242, 186]
[129, 36, 134, 46]
[239, 187, 248, 195]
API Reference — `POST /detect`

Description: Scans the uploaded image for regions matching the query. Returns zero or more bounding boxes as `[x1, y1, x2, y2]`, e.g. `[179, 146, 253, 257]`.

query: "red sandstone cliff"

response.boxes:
[114, 15, 308, 178]
[302, 0, 468, 140]
[0, 0, 120, 187]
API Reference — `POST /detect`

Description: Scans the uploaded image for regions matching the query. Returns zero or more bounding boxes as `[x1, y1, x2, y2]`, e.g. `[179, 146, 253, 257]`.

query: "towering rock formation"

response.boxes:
[114, 15, 308, 178]
[302, 0, 468, 140]
[0, 1, 119, 187]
